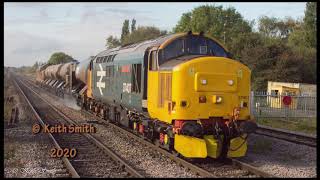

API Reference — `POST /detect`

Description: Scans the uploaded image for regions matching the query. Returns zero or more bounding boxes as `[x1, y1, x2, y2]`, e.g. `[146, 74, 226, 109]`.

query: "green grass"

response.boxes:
[257, 117, 316, 135]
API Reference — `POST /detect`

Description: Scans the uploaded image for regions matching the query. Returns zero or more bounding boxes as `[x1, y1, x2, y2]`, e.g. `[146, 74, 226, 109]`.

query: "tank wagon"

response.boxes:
[36, 60, 81, 96]
[37, 32, 257, 159]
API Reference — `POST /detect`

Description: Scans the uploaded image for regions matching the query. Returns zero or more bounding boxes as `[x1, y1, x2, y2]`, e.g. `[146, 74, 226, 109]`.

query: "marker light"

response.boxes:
[180, 101, 187, 107]
[201, 79, 207, 85]
[228, 80, 234, 86]
[199, 95, 206, 103]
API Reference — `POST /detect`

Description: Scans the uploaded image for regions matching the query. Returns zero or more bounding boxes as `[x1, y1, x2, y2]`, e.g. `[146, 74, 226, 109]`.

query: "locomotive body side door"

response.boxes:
[146, 46, 173, 124]
[142, 47, 152, 111]
[146, 47, 159, 117]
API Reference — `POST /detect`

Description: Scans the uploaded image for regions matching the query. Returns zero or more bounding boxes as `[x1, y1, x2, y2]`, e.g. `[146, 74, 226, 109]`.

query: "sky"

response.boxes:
[4, 2, 307, 67]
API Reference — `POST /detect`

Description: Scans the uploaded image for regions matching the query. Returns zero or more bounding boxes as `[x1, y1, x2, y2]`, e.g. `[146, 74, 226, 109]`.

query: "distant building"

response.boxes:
[267, 81, 316, 109]
[267, 81, 316, 96]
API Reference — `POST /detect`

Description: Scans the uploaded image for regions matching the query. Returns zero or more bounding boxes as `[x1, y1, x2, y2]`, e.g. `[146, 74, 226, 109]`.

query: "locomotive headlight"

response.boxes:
[227, 80, 234, 86]
[213, 95, 223, 104]
[216, 96, 222, 103]
[201, 79, 207, 85]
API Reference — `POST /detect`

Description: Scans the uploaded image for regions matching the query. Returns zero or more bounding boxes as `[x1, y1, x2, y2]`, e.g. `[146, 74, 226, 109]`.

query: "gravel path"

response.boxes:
[240, 134, 317, 178]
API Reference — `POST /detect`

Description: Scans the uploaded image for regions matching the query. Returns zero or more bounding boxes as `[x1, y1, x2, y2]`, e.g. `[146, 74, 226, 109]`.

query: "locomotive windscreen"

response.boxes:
[158, 35, 229, 65]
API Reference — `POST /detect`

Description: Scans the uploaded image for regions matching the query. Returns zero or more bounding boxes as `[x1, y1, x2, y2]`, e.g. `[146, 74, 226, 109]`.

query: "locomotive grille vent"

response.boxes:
[158, 73, 172, 108]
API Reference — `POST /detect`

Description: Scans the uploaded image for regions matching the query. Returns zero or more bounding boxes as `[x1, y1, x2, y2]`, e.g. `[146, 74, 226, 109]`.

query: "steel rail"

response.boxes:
[81, 110, 216, 177]
[81, 109, 275, 178]
[81, 110, 275, 178]
[255, 125, 316, 147]
[231, 159, 274, 178]
[14, 75, 145, 178]
[12, 76, 80, 178]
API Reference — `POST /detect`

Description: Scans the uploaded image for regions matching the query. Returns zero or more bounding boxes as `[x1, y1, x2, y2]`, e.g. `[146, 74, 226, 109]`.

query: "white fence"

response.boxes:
[250, 91, 317, 119]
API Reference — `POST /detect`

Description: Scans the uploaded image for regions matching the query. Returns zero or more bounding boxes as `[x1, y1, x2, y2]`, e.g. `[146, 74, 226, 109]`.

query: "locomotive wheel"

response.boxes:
[120, 109, 129, 127]
[81, 97, 87, 110]
[111, 107, 119, 124]
[154, 139, 160, 147]
[104, 107, 110, 122]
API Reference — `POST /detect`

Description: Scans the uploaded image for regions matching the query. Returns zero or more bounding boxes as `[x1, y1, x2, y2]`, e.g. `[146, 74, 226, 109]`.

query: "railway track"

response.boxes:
[16, 74, 274, 178]
[81, 110, 274, 178]
[255, 125, 316, 147]
[12, 75, 145, 178]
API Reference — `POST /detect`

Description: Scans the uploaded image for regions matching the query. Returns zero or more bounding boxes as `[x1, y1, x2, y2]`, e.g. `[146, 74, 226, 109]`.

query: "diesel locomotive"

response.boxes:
[36, 32, 257, 159]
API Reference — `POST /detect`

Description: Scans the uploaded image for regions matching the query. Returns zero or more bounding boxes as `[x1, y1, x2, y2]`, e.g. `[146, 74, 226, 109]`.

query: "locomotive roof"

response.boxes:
[94, 32, 230, 65]
[96, 33, 177, 57]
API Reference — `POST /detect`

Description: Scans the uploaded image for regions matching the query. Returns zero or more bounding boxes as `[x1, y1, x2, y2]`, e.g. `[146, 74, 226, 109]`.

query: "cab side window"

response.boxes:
[149, 50, 158, 71]
[89, 59, 93, 70]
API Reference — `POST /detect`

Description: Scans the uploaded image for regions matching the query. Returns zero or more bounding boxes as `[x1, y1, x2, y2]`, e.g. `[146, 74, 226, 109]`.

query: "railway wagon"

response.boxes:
[36, 60, 81, 96]
[78, 32, 257, 159]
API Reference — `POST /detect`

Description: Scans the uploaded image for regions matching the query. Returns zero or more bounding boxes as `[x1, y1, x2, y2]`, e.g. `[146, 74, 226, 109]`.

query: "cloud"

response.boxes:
[4, 3, 168, 67]
[79, 5, 158, 24]
[4, 31, 65, 66]
[39, 8, 48, 18]
[80, 8, 98, 23]
[4, 2, 47, 9]
[64, 8, 72, 18]
[5, 11, 62, 26]
[4, 25, 109, 67]
[4, 2, 306, 67]
[102, 7, 151, 15]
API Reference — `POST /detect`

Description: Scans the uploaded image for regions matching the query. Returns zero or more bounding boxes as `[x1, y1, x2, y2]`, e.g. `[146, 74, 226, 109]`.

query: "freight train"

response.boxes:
[36, 32, 257, 159]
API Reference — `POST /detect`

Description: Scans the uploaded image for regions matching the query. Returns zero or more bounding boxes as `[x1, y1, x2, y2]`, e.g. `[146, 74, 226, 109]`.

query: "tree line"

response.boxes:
[106, 19, 168, 48]
[107, 3, 316, 90]
[177, 3, 316, 90]
[37, 3, 316, 91]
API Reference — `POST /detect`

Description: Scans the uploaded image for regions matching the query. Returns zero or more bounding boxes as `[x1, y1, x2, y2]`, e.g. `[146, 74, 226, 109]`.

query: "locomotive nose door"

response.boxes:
[142, 47, 153, 101]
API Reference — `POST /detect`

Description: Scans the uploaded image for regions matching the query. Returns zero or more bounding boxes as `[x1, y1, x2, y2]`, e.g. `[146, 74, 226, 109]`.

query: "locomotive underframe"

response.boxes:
[77, 93, 256, 159]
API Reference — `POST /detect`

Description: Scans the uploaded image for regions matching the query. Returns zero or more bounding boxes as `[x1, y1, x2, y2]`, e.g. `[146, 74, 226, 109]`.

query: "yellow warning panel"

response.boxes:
[204, 135, 222, 158]
[227, 135, 247, 158]
[174, 134, 207, 158]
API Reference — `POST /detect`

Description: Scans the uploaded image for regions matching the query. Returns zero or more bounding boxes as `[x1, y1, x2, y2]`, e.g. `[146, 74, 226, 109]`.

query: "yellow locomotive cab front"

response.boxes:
[170, 56, 252, 158]
[148, 55, 256, 158]
[146, 33, 257, 159]
[171, 56, 251, 120]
